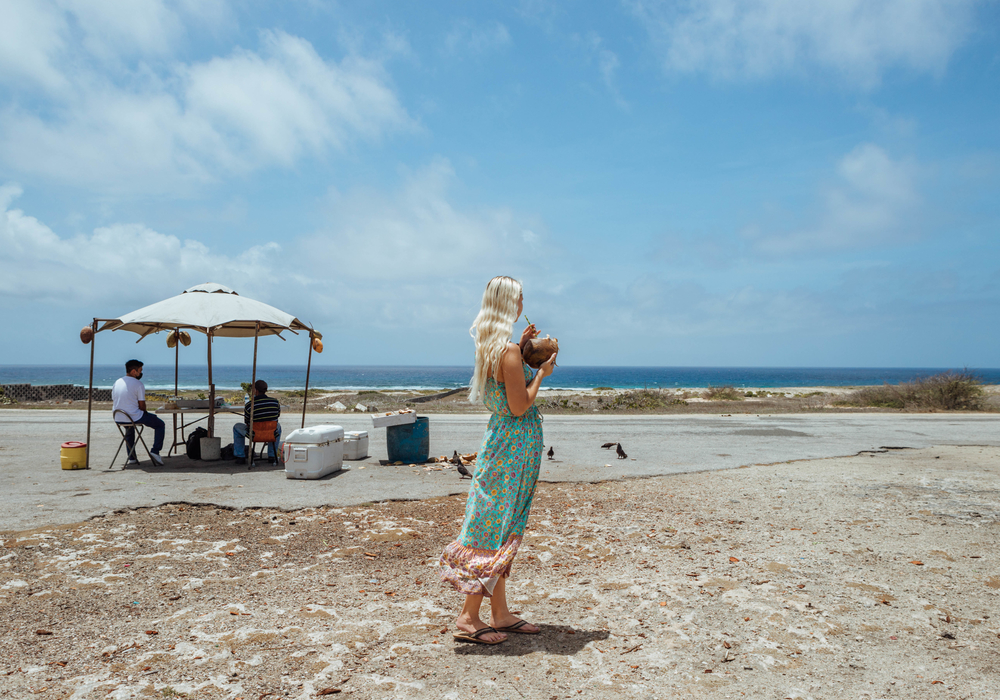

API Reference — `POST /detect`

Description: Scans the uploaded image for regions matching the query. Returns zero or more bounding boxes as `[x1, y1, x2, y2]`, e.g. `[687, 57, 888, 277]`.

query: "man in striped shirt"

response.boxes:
[234, 379, 282, 464]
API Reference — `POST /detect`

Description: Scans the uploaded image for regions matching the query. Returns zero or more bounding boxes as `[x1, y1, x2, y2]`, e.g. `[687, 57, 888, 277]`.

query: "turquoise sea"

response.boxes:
[2, 365, 997, 392]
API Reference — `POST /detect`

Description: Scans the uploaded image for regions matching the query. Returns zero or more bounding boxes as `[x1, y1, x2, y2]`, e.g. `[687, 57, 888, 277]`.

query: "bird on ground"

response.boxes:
[600, 442, 616, 449]
[616, 443, 627, 460]
[457, 464, 472, 479]
[450, 450, 461, 465]
[547, 446, 554, 460]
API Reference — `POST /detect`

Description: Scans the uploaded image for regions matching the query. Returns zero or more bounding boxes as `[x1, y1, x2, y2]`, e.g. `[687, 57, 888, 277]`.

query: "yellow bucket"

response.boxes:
[61, 441, 88, 470]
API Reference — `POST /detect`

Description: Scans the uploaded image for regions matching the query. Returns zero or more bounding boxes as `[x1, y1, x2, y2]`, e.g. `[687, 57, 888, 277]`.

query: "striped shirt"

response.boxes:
[244, 394, 281, 424]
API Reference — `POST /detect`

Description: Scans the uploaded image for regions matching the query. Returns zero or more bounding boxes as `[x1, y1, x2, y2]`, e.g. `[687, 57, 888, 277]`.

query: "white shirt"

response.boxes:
[112, 376, 145, 422]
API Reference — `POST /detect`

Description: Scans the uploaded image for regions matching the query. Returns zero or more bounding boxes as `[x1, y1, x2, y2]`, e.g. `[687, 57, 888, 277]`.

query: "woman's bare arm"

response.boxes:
[502, 342, 557, 417]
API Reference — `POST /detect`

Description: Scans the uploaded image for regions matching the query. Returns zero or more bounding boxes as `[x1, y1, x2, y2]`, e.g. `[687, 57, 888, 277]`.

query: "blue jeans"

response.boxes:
[120, 411, 165, 460]
[234, 422, 282, 459]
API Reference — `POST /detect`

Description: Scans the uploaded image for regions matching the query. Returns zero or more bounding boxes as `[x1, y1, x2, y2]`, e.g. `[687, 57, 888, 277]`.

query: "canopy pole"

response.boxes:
[248, 322, 260, 468]
[301, 334, 314, 429]
[207, 329, 215, 438]
[172, 333, 179, 456]
[85, 318, 97, 470]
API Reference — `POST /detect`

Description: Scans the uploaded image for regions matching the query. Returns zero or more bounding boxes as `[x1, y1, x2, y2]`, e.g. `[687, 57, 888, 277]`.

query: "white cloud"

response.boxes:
[628, 0, 981, 87]
[0, 184, 279, 307]
[578, 32, 628, 109]
[746, 143, 920, 255]
[0, 15, 411, 192]
[444, 19, 512, 55]
[0, 164, 552, 340]
[0, 0, 69, 91]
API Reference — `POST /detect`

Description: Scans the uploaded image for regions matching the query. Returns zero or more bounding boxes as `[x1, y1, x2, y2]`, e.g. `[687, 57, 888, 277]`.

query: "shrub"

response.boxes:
[702, 385, 744, 401]
[837, 371, 985, 411]
[601, 389, 671, 410]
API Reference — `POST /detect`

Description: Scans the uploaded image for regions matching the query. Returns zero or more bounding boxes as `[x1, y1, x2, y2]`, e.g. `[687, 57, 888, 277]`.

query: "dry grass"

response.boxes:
[702, 384, 744, 401]
[600, 389, 672, 410]
[835, 371, 986, 411]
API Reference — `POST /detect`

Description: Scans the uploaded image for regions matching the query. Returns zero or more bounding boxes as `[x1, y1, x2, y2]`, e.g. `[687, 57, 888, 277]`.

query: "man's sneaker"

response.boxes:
[150, 452, 164, 466]
[234, 457, 246, 465]
[126, 458, 140, 465]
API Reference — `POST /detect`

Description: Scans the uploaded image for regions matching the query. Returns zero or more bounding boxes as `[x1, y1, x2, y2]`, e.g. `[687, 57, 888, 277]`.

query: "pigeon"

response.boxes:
[600, 442, 616, 449]
[457, 464, 472, 479]
[450, 450, 462, 465]
[616, 443, 627, 460]
[547, 446, 554, 460]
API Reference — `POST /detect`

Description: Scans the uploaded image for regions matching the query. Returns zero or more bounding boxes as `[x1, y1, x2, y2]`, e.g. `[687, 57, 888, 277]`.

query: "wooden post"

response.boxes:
[207, 329, 215, 438]
[248, 322, 260, 468]
[85, 318, 97, 470]
[301, 334, 313, 429]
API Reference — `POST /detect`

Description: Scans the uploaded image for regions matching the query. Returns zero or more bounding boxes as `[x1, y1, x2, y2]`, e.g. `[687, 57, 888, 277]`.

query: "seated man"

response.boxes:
[234, 379, 282, 465]
[112, 359, 165, 465]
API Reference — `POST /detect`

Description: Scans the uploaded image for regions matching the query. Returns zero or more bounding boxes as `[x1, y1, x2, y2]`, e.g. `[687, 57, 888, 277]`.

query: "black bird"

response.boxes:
[616, 443, 627, 460]
[457, 464, 472, 479]
[450, 450, 461, 465]
[600, 442, 616, 449]
[547, 446, 554, 460]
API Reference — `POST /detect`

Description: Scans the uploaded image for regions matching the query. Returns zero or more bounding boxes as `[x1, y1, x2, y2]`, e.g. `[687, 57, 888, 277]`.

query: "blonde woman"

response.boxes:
[439, 276, 557, 644]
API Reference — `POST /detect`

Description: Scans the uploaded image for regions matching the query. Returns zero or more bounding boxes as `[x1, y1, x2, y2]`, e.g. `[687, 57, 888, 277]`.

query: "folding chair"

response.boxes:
[249, 420, 279, 468]
[111, 409, 153, 469]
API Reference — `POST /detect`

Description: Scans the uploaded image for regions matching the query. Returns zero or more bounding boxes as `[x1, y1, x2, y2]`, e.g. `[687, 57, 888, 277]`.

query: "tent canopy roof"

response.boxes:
[98, 283, 320, 339]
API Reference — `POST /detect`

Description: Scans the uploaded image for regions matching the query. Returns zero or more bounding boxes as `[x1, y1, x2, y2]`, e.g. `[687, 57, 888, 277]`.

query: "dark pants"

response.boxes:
[122, 411, 165, 459]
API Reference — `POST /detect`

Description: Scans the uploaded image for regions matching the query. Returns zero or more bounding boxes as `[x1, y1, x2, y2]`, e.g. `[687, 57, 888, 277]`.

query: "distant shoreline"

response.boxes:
[3, 364, 999, 393]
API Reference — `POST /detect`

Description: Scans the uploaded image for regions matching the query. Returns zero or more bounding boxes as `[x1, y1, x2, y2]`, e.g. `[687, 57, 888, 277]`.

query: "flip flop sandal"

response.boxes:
[453, 626, 506, 645]
[493, 620, 540, 634]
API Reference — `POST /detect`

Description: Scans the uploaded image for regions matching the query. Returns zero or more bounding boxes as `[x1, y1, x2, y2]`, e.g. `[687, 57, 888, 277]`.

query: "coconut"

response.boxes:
[522, 335, 558, 369]
[79, 326, 94, 344]
[179, 331, 191, 346]
[312, 337, 324, 354]
[166, 332, 177, 349]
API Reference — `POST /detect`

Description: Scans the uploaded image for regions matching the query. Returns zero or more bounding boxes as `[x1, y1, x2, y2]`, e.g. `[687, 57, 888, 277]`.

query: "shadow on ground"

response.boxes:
[453, 626, 610, 656]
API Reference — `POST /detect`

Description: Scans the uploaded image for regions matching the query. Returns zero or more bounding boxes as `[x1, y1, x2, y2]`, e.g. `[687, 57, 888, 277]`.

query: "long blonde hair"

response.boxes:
[468, 276, 522, 404]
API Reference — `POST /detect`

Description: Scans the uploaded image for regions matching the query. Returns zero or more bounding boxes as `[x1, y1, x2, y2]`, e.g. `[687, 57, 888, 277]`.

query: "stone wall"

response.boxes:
[0, 384, 113, 402]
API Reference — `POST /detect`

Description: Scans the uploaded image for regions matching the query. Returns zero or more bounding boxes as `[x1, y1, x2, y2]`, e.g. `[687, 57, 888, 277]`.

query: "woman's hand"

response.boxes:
[538, 352, 557, 378]
[519, 323, 539, 353]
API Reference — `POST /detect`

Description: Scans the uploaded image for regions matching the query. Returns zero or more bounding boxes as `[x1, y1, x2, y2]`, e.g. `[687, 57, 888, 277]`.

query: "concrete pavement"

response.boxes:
[1, 408, 998, 531]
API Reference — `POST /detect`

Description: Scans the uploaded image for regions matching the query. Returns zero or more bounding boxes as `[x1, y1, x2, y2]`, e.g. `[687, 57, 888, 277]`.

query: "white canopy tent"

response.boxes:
[83, 283, 323, 467]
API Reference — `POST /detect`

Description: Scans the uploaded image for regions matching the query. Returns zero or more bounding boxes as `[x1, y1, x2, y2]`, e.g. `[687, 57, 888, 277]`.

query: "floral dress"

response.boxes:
[439, 362, 543, 596]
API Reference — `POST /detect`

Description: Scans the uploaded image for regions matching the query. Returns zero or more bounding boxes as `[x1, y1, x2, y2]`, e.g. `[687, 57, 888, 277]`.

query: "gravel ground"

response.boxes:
[1, 445, 998, 699]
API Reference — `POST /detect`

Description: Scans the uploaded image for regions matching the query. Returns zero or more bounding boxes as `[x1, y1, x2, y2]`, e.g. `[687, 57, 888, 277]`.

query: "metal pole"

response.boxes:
[249, 322, 259, 468]
[301, 334, 313, 429]
[85, 319, 97, 469]
[207, 329, 215, 438]
[172, 333, 179, 455]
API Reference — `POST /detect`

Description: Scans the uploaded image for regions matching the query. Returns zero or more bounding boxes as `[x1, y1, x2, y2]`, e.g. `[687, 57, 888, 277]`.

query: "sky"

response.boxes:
[1, 0, 999, 370]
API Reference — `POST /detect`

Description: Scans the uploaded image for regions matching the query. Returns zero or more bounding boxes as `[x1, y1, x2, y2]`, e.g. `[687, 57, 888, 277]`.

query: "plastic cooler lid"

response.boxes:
[283, 425, 344, 445]
[62, 441, 86, 449]
[345, 431, 368, 439]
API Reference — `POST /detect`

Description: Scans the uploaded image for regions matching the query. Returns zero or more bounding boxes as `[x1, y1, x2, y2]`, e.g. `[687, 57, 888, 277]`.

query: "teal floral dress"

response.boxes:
[439, 361, 543, 596]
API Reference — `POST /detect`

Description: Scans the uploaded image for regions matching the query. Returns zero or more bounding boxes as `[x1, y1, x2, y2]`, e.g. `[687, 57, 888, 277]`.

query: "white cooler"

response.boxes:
[343, 431, 369, 460]
[282, 425, 344, 480]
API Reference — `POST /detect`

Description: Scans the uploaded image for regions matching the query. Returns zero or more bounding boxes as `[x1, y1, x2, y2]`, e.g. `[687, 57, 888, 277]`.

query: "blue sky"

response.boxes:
[1, 0, 998, 369]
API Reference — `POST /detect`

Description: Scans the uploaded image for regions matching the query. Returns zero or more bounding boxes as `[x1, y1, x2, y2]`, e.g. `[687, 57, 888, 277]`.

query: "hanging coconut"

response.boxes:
[80, 326, 94, 344]
[312, 337, 324, 354]
[179, 331, 191, 346]
[522, 335, 559, 369]
[166, 331, 178, 349]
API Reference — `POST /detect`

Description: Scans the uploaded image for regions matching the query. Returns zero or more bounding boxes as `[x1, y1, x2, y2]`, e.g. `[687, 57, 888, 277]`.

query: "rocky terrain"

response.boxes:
[1, 445, 998, 699]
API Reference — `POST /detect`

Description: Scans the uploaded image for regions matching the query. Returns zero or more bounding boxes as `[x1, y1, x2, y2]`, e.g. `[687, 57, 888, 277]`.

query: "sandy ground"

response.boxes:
[1, 445, 998, 699]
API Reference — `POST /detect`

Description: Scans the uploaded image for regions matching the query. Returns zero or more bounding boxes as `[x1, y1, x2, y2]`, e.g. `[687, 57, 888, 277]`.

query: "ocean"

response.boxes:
[2, 365, 997, 392]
